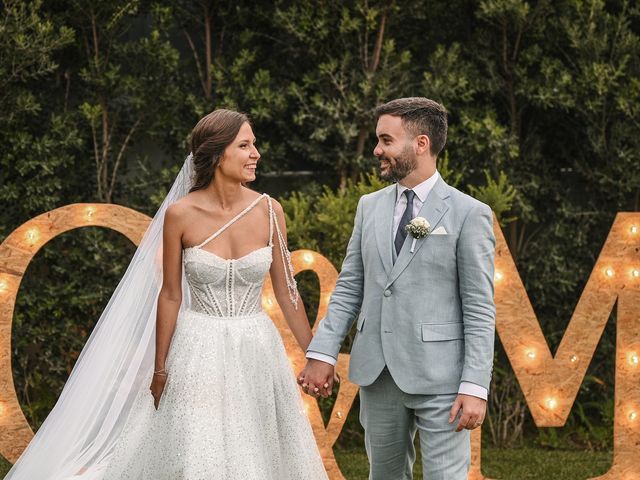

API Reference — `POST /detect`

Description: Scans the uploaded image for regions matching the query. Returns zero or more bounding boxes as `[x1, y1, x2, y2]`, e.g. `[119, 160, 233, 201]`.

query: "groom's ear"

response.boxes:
[415, 134, 431, 155]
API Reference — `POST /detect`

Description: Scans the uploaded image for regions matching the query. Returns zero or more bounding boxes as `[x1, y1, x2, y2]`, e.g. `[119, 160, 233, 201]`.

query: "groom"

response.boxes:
[299, 97, 496, 479]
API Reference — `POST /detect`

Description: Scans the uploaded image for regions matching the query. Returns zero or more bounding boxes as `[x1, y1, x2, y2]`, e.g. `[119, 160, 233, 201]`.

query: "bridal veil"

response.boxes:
[5, 155, 195, 480]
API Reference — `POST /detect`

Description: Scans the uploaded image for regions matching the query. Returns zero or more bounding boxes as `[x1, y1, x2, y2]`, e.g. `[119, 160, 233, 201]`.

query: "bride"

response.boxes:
[6, 109, 329, 479]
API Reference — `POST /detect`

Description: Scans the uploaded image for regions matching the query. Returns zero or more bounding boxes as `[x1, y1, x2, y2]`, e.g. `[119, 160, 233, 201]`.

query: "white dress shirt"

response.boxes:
[307, 170, 488, 400]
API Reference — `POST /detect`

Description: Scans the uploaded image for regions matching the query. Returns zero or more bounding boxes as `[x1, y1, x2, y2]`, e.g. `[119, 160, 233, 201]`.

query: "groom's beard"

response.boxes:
[379, 144, 417, 182]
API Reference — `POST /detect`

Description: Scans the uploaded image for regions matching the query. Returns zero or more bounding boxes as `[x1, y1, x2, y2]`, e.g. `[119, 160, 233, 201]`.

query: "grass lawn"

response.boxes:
[335, 446, 612, 479]
[0, 446, 611, 479]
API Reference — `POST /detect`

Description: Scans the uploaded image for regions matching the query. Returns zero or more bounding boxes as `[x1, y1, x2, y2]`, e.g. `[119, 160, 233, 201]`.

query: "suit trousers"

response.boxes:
[359, 368, 470, 480]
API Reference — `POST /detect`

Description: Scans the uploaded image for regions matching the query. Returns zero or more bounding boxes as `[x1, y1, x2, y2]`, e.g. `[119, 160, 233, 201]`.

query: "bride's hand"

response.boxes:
[150, 373, 167, 410]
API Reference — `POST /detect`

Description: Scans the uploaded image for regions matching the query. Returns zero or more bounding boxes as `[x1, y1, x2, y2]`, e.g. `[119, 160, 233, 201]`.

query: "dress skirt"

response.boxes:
[101, 309, 328, 480]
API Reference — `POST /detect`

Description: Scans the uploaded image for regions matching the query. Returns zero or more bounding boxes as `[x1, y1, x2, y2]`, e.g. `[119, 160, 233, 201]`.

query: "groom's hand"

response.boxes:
[297, 359, 335, 398]
[449, 394, 487, 432]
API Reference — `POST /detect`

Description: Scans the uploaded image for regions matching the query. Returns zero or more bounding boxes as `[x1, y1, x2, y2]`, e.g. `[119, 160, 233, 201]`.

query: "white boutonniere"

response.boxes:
[405, 217, 431, 253]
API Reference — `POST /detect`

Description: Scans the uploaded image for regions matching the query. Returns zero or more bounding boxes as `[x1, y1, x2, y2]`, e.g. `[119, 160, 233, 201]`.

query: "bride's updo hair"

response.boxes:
[189, 109, 250, 192]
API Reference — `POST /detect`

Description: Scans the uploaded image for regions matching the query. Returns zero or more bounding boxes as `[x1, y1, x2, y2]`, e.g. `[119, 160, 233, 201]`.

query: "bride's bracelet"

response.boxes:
[153, 368, 167, 377]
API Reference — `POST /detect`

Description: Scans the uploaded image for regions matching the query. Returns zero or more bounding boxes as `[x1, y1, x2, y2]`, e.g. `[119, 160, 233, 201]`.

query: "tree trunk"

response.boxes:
[339, 161, 349, 191]
[353, 127, 368, 183]
[204, 4, 212, 102]
[508, 221, 519, 260]
[351, 8, 388, 184]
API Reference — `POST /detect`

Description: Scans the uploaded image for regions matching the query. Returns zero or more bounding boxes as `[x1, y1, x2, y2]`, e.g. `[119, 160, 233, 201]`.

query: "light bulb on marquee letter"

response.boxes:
[25, 228, 40, 246]
[264, 296, 275, 312]
[0, 278, 7, 294]
[302, 398, 312, 414]
[494, 270, 504, 282]
[525, 348, 536, 360]
[303, 252, 315, 265]
[546, 397, 558, 410]
[84, 206, 97, 221]
[628, 352, 639, 367]
[605, 267, 615, 278]
[630, 225, 638, 235]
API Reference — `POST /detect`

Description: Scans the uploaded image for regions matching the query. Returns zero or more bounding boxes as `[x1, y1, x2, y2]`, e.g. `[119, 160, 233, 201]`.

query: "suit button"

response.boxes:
[384, 289, 391, 297]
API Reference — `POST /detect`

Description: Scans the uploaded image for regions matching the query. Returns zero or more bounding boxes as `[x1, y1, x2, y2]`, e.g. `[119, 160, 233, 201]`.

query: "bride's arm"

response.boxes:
[268, 199, 313, 353]
[154, 204, 185, 373]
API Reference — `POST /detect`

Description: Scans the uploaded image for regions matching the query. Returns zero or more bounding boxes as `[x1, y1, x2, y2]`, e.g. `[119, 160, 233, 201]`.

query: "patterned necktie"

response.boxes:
[394, 189, 415, 255]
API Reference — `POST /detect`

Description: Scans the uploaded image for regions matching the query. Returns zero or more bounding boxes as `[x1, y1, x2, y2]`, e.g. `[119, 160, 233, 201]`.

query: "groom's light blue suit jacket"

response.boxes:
[307, 176, 496, 394]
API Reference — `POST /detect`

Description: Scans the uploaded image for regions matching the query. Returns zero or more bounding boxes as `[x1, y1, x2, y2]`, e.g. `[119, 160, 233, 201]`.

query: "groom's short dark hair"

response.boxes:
[375, 97, 448, 156]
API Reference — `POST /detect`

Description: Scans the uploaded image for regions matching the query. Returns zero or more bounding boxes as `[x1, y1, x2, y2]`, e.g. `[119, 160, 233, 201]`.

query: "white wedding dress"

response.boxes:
[101, 194, 328, 479]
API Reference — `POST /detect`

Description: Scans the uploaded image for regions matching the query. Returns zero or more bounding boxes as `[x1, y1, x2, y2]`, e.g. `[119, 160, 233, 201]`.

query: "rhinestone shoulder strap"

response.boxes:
[194, 193, 267, 249]
[266, 195, 299, 309]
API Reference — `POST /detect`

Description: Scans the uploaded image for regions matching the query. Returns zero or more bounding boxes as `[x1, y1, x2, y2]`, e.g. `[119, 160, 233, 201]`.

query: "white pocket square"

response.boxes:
[431, 226, 448, 235]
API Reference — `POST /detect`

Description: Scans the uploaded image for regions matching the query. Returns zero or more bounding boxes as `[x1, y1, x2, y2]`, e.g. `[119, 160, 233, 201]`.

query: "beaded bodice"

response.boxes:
[182, 194, 298, 317]
[184, 246, 272, 317]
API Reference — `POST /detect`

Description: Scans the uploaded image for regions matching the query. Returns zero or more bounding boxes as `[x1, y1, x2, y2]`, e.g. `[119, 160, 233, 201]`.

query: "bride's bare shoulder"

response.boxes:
[241, 187, 266, 202]
[164, 194, 201, 225]
[241, 187, 271, 210]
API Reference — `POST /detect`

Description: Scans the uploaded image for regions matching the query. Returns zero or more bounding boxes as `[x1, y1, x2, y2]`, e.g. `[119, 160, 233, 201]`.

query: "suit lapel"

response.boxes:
[374, 186, 396, 276]
[387, 177, 450, 286]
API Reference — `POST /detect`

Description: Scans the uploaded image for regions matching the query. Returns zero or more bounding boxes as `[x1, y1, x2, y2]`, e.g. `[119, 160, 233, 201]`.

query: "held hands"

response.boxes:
[449, 393, 487, 432]
[297, 359, 338, 398]
[149, 371, 168, 410]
